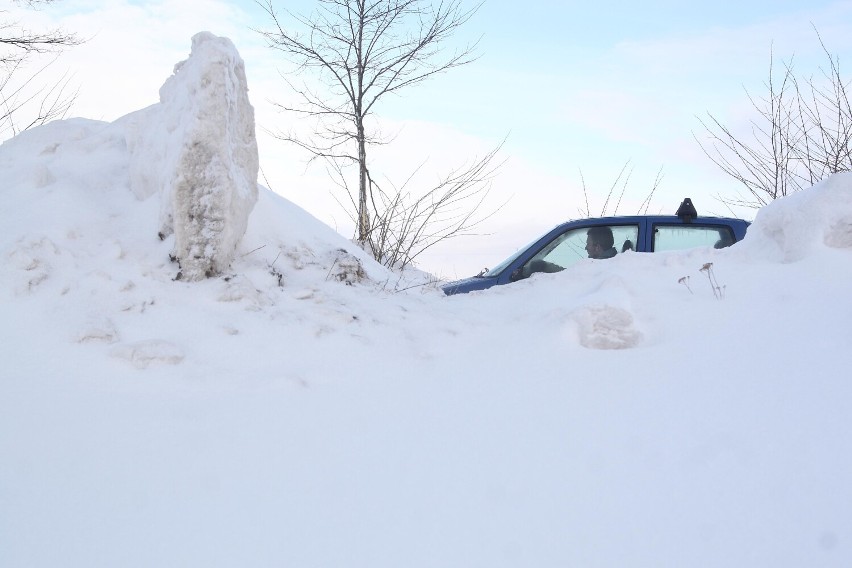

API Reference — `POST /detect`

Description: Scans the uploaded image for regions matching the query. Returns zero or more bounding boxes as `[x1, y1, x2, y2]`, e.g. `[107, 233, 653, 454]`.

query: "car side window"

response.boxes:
[517, 224, 639, 280]
[653, 225, 735, 252]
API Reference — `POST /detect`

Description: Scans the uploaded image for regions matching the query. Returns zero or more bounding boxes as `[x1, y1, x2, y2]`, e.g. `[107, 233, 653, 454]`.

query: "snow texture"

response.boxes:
[3, 32, 852, 568]
[126, 31, 259, 280]
[743, 171, 852, 262]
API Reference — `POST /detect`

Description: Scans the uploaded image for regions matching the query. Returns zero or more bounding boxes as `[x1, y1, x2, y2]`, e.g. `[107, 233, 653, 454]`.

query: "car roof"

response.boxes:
[550, 214, 749, 228]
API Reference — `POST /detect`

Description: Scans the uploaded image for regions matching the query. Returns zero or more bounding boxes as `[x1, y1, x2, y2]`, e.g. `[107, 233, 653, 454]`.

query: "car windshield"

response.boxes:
[484, 222, 642, 278]
[481, 233, 551, 277]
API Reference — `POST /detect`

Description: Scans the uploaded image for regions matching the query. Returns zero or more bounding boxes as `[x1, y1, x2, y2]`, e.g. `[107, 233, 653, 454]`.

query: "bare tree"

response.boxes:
[696, 30, 852, 209]
[256, 0, 503, 268]
[1, 0, 80, 138]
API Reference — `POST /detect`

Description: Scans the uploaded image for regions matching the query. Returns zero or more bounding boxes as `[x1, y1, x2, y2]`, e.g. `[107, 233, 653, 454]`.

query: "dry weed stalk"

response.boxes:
[699, 262, 726, 299]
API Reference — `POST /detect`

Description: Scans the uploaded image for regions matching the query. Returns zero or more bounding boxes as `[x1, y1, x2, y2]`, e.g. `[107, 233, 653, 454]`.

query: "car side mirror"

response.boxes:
[510, 268, 523, 282]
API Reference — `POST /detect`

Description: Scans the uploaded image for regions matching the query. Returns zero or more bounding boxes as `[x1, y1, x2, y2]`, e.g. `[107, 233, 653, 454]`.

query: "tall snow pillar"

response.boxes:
[157, 32, 259, 281]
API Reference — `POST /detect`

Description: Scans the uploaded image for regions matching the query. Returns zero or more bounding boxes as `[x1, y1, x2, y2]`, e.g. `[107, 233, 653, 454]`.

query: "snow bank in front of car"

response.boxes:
[742, 172, 852, 262]
[570, 304, 643, 349]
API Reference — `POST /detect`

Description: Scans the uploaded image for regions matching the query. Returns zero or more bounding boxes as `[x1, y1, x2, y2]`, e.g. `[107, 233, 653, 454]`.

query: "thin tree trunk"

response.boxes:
[357, 120, 369, 243]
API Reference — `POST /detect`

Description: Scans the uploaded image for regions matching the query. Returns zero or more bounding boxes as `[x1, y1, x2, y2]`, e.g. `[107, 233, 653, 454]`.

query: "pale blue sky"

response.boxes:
[8, 0, 852, 275]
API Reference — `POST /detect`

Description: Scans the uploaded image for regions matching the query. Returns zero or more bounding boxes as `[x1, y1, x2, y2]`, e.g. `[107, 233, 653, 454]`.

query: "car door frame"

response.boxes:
[495, 216, 649, 284]
[644, 218, 744, 252]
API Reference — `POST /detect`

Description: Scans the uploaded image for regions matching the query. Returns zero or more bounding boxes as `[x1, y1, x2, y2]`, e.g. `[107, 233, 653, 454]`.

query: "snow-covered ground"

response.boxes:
[2, 34, 852, 568]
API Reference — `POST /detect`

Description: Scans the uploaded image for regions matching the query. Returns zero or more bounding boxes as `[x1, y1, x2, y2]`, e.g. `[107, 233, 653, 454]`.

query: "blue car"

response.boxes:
[442, 198, 750, 295]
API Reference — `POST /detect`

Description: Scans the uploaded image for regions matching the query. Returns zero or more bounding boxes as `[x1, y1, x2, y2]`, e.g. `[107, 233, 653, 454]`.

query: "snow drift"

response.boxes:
[3, 32, 852, 568]
[742, 171, 852, 262]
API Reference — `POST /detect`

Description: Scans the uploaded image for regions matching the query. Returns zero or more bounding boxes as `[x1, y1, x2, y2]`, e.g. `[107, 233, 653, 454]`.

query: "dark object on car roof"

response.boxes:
[676, 197, 697, 223]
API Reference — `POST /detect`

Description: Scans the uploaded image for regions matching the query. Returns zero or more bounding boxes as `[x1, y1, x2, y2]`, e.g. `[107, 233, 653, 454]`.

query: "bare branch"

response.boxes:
[365, 140, 507, 269]
[256, 0, 499, 268]
[1, 1, 81, 138]
[697, 29, 852, 209]
[578, 161, 662, 218]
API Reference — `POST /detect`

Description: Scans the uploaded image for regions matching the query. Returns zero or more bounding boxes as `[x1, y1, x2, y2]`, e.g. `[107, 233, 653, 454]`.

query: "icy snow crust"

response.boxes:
[3, 35, 852, 568]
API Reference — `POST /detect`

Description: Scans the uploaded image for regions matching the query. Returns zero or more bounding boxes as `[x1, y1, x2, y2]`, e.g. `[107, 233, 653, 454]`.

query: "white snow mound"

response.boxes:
[743, 171, 852, 262]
